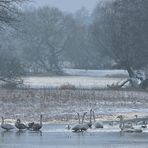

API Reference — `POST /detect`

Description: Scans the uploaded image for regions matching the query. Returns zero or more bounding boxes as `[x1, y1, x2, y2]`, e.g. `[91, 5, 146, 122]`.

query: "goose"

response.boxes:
[1, 117, 14, 131]
[92, 111, 103, 129]
[32, 115, 43, 131]
[71, 113, 82, 132]
[15, 119, 27, 130]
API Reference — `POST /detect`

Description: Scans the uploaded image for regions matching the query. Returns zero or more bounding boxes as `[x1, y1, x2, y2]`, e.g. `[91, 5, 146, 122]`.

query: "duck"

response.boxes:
[15, 119, 27, 130]
[1, 117, 14, 131]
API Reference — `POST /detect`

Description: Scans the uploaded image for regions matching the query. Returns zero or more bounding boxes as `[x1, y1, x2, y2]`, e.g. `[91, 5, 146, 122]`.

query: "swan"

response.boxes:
[65, 124, 71, 130]
[80, 112, 89, 131]
[135, 115, 147, 128]
[27, 122, 34, 129]
[1, 117, 14, 131]
[85, 109, 93, 128]
[141, 121, 147, 128]
[117, 115, 142, 133]
[117, 115, 133, 132]
[92, 111, 103, 128]
[32, 115, 43, 131]
[71, 113, 82, 132]
[15, 119, 27, 130]
[135, 115, 138, 126]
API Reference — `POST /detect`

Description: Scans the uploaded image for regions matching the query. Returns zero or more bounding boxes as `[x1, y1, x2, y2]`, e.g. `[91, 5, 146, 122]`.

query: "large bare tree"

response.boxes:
[93, 0, 148, 89]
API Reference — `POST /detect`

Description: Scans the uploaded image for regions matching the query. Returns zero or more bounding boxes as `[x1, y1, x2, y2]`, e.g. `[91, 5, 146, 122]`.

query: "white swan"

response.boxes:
[117, 115, 142, 133]
[80, 112, 89, 131]
[92, 111, 103, 129]
[1, 117, 14, 131]
[71, 113, 82, 132]
[85, 109, 93, 128]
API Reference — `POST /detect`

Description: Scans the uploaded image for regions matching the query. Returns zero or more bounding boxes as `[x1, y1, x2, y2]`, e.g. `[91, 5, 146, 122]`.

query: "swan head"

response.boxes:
[84, 112, 87, 115]
[76, 112, 80, 116]
[16, 119, 21, 123]
[117, 115, 124, 120]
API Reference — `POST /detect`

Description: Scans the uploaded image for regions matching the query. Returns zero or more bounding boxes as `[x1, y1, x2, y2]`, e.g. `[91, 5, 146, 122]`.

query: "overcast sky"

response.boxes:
[28, 0, 99, 13]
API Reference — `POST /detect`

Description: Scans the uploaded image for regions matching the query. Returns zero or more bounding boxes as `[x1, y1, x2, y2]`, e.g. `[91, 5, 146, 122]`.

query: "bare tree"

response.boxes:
[93, 0, 148, 89]
[0, 0, 27, 28]
[19, 7, 70, 75]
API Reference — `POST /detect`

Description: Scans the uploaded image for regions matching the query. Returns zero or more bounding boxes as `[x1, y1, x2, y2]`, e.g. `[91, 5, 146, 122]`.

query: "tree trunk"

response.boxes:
[140, 78, 148, 89]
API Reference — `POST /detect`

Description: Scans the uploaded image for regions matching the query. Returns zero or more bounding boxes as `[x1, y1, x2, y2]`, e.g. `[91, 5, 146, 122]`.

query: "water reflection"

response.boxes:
[0, 125, 148, 148]
[1, 131, 14, 137]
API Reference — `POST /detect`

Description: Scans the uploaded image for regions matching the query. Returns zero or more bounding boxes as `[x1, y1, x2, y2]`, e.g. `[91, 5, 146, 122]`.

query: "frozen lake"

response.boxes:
[0, 125, 148, 148]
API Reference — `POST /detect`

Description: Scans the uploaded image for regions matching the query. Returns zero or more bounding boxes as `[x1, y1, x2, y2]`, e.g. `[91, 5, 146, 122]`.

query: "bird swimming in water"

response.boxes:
[1, 116, 14, 131]
[15, 119, 27, 130]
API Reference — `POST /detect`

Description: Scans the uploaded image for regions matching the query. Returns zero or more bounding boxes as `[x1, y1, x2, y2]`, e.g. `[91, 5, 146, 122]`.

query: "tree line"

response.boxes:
[0, 0, 148, 89]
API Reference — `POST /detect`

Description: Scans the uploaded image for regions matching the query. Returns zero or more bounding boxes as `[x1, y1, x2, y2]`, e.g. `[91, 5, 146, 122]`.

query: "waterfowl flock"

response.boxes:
[69, 110, 148, 133]
[1, 110, 148, 134]
[1, 115, 43, 131]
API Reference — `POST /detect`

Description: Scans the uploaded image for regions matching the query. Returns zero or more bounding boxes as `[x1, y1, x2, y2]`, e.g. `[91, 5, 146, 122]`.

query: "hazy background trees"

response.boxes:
[93, 0, 148, 88]
[1, 0, 148, 88]
[0, 0, 27, 87]
[16, 6, 110, 74]
[18, 7, 68, 75]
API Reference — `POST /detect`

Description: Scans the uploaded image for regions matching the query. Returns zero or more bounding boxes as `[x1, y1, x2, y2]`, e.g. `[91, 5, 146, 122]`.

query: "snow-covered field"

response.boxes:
[23, 69, 128, 89]
[1, 69, 147, 124]
[63, 69, 128, 77]
[24, 76, 126, 89]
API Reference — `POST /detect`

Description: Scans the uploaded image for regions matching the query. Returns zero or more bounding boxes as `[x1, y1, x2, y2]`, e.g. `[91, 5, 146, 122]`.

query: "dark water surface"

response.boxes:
[0, 125, 148, 148]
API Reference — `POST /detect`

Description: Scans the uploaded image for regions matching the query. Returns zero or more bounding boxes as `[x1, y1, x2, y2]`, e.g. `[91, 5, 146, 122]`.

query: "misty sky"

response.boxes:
[28, 0, 99, 13]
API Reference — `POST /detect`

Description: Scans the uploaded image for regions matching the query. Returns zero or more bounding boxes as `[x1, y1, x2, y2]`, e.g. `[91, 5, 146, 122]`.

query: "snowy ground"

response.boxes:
[1, 70, 147, 124]
[0, 89, 148, 124]
[23, 69, 128, 89]
[23, 76, 126, 89]
[63, 69, 128, 77]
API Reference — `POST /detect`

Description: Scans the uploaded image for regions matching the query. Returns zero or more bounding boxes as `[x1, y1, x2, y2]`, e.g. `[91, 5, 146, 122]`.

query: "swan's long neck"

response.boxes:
[77, 113, 80, 124]
[93, 111, 96, 123]
[40, 115, 42, 126]
[89, 110, 92, 124]
[82, 113, 87, 124]
[135, 115, 138, 125]
[119, 117, 124, 131]
[1, 117, 4, 125]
